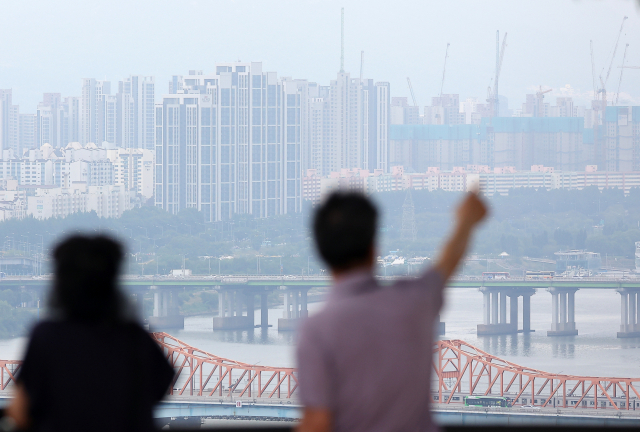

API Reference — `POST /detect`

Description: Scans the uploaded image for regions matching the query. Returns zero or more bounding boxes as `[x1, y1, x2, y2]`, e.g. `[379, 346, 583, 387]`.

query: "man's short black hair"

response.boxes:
[313, 192, 378, 271]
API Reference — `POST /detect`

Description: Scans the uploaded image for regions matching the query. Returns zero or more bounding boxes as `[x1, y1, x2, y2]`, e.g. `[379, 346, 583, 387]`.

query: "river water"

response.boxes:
[1, 288, 639, 379]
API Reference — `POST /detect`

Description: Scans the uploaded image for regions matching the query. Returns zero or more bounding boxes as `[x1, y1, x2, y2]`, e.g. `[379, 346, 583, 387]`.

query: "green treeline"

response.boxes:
[0, 186, 638, 277]
[373, 186, 640, 259]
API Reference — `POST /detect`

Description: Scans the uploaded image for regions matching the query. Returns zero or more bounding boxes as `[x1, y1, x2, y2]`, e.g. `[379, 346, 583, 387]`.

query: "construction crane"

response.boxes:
[535, 86, 552, 117]
[407, 77, 418, 107]
[590, 40, 598, 104]
[589, 16, 627, 171]
[615, 43, 629, 106]
[618, 65, 640, 69]
[600, 16, 628, 91]
[359, 51, 364, 81]
[493, 31, 508, 117]
[439, 43, 450, 98]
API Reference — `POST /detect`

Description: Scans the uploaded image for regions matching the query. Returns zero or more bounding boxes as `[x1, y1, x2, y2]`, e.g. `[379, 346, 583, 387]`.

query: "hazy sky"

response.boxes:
[2, 0, 639, 111]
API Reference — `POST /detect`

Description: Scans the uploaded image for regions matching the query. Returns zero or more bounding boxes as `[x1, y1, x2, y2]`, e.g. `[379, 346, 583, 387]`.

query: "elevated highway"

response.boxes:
[2, 275, 639, 336]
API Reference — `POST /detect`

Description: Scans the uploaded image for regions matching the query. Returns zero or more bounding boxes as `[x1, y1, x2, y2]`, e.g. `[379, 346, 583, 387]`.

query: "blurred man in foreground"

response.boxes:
[297, 191, 487, 432]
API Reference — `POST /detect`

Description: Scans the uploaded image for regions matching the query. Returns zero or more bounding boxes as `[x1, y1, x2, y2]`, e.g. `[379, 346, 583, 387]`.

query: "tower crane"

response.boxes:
[407, 78, 418, 107]
[598, 16, 628, 109]
[439, 43, 450, 98]
[589, 16, 627, 171]
[535, 86, 552, 117]
[615, 43, 629, 106]
[493, 31, 508, 117]
[590, 40, 598, 104]
[600, 16, 628, 90]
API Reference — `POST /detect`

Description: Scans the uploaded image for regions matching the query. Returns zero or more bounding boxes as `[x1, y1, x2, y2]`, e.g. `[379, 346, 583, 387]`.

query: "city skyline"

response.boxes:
[1, 1, 639, 110]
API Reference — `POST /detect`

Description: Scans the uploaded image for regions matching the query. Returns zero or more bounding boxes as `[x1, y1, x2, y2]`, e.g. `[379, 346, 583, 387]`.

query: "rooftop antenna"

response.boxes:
[340, 8, 345, 73]
[360, 51, 364, 81]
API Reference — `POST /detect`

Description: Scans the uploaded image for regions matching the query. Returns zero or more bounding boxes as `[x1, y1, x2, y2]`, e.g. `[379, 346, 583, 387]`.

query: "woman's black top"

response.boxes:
[18, 320, 174, 432]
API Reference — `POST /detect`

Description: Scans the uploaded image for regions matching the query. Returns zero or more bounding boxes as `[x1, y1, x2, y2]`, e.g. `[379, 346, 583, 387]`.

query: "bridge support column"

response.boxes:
[212, 287, 254, 330]
[547, 288, 578, 336]
[483, 291, 490, 325]
[436, 314, 445, 336]
[279, 287, 309, 331]
[134, 292, 145, 321]
[617, 289, 640, 338]
[478, 288, 535, 335]
[260, 292, 269, 328]
[246, 291, 255, 327]
[523, 293, 532, 333]
[149, 288, 184, 330]
[477, 288, 518, 335]
[509, 294, 518, 328]
[499, 292, 507, 324]
[217, 286, 224, 317]
[300, 289, 308, 318]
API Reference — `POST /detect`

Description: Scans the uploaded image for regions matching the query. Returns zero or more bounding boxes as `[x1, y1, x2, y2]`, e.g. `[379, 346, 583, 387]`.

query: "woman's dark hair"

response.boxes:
[50, 235, 125, 322]
[313, 192, 378, 271]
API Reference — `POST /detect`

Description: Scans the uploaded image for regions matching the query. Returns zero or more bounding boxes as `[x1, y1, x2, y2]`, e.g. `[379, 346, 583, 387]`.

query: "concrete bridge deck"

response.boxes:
[3, 275, 640, 336]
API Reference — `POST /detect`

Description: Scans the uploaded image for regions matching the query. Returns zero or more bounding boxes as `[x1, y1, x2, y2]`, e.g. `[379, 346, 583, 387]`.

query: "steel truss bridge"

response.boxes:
[434, 339, 640, 410]
[0, 333, 639, 412]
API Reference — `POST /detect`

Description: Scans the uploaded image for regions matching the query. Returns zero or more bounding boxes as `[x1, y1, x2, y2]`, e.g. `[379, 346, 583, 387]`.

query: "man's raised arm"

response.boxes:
[435, 192, 488, 281]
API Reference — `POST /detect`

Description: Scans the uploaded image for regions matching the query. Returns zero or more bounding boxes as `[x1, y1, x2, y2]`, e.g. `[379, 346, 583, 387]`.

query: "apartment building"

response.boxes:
[26, 184, 133, 220]
[303, 164, 640, 203]
[603, 106, 640, 172]
[305, 74, 390, 176]
[390, 117, 586, 173]
[155, 63, 305, 221]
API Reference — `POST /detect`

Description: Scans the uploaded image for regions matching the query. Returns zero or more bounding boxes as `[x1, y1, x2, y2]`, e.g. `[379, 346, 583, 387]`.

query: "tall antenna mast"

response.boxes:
[340, 8, 345, 73]
[360, 51, 364, 81]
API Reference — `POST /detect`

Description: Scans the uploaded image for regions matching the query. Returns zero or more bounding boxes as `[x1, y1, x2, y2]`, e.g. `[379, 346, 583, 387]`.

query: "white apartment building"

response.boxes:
[117, 76, 155, 150]
[19, 114, 36, 151]
[0, 143, 154, 199]
[27, 184, 133, 220]
[303, 164, 640, 203]
[0, 90, 19, 155]
[0, 188, 26, 221]
[155, 64, 305, 221]
[307, 74, 390, 176]
[106, 146, 154, 199]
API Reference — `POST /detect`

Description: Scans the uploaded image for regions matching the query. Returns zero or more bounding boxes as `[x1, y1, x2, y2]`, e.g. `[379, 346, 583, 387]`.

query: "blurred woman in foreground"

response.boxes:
[6, 235, 174, 432]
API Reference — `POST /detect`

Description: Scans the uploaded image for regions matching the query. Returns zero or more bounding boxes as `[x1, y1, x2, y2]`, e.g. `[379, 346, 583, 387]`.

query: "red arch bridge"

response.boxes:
[0, 334, 638, 410]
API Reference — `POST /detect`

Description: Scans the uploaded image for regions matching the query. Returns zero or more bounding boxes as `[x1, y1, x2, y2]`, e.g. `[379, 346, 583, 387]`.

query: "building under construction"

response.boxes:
[389, 106, 640, 173]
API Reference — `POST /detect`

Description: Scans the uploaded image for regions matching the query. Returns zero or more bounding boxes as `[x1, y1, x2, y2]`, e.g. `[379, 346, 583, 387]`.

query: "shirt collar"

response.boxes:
[329, 269, 377, 301]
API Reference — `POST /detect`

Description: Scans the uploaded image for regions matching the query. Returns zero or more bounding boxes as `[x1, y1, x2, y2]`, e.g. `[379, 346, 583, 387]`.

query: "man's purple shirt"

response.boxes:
[296, 268, 444, 432]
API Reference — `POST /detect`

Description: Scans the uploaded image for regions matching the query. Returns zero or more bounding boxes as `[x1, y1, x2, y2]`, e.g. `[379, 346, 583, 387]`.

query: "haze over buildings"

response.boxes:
[0, 1, 639, 220]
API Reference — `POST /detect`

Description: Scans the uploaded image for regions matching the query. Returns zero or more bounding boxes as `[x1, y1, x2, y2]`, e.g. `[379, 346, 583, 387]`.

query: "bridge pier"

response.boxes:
[278, 287, 309, 331]
[547, 288, 578, 336]
[437, 315, 445, 335]
[260, 291, 269, 328]
[617, 288, 640, 338]
[477, 288, 535, 335]
[148, 287, 184, 329]
[213, 288, 255, 330]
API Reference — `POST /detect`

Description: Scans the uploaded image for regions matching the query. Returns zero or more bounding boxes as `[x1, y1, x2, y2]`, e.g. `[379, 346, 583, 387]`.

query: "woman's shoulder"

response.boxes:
[29, 319, 149, 341]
